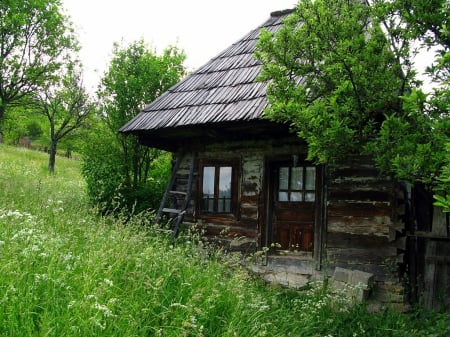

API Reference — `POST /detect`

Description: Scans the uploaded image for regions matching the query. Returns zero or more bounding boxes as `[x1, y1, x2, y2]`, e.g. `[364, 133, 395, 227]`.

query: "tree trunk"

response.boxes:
[0, 103, 6, 139]
[48, 139, 57, 174]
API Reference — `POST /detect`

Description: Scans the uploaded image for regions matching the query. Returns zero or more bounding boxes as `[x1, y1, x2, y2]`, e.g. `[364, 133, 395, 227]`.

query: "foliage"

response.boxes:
[82, 40, 185, 212]
[98, 39, 185, 189]
[256, 0, 450, 212]
[0, 0, 79, 129]
[81, 122, 171, 214]
[1, 143, 449, 337]
[256, 0, 407, 165]
[80, 120, 125, 210]
[1, 105, 45, 144]
[35, 62, 93, 173]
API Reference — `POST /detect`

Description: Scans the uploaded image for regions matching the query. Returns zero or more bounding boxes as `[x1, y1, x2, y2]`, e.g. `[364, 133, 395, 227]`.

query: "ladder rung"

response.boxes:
[169, 190, 187, 195]
[162, 208, 181, 214]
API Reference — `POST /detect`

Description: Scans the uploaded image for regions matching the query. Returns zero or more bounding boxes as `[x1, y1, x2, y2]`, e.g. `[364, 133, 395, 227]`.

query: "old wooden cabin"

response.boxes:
[120, 9, 450, 310]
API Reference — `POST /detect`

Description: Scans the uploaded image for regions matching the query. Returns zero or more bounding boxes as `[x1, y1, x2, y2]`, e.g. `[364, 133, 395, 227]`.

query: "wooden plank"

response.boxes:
[162, 208, 181, 214]
[205, 224, 258, 238]
[328, 216, 391, 237]
[328, 189, 393, 202]
[408, 231, 450, 240]
[169, 190, 187, 196]
[327, 232, 389, 249]
[327, 247, 398, 265]
[328, 201, 392, 217]
[425, 255, 450, 263]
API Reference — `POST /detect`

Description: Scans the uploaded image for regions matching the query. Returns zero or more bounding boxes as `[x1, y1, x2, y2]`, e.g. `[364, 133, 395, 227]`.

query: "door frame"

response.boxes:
[262, 155, 326, 268]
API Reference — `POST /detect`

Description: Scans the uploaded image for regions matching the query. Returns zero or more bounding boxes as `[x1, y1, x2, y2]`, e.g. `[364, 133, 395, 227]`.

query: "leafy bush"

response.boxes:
[81, 129, 126, 213]
[81, 127, 171, 214]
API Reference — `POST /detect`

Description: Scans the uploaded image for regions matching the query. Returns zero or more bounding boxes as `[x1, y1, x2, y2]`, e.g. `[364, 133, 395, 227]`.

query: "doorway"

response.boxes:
[268, 160, 318, 253]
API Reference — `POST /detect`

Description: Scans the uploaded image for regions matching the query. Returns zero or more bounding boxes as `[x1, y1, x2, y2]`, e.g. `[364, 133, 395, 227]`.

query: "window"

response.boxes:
[200, 161, 237, 214]
[278, 166, 316, 202]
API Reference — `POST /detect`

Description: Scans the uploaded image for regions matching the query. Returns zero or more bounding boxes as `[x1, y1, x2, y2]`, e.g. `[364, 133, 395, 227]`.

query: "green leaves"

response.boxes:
[257, 0, 404, 164]
[256, 0, 450, 207]
[82, 40, 186, 212]
[0, 0, 79, 123]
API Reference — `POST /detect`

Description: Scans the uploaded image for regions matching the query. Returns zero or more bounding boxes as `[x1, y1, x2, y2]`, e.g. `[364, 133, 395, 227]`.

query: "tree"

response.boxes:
[36, 63, 92, 173]
[380, 0, 450, 207]
[257, 0, 410, 165]
[83, 40, 186, 212]
[0, 0, 78, 133]
[256, 0, 450, 184]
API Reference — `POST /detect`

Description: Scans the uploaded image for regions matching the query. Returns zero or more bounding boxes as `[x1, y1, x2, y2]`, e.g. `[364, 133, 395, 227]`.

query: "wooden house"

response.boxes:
[120, 9, 449, 310]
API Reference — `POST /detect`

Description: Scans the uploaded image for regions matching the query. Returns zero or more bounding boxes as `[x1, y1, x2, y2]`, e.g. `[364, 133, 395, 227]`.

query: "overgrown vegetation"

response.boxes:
[1, 144, 449, 336]
[256, 0, 450, 205]
[81, 40, 185, 213]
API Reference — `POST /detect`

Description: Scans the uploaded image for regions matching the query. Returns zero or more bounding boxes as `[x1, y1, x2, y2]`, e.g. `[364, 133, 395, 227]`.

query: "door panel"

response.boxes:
[271, 164, 316, 252]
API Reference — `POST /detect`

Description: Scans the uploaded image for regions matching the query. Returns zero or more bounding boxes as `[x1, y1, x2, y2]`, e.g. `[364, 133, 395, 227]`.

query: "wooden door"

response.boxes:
[270, 163, 317, 252]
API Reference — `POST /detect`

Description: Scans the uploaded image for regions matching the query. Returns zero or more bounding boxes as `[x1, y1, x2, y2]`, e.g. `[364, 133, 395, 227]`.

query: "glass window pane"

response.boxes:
[219, 167, 232, 198]
[291, 192, 303, 201]
[305, 167, 316, 190]
[218, 198, 231, 213]
[291, 167, 303, 190]
[278, 191, 288, 201]
[279, 167, 289, 190]
[202, 196, 214, 212]
[305, 192, 315, 202]
[202, 166, 215, 195]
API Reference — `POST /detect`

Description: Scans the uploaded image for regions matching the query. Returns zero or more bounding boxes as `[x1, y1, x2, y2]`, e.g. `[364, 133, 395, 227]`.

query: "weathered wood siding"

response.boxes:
[326, 156, 406, 286]
[174, 141, 405, 291]
[177, 138, 308, 251]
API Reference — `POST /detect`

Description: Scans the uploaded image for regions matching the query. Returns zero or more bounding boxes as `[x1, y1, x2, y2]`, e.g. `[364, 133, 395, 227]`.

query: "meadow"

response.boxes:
[0, 144, 448, 336]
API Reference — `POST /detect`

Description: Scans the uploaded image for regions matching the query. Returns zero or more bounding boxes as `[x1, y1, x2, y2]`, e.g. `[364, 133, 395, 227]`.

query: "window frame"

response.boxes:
[197, 159, 240, 218]
[276, 165, 316, 203]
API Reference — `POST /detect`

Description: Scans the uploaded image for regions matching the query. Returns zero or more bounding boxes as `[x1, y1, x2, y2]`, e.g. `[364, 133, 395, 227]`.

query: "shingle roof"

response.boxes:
[119, 9, 294, 134]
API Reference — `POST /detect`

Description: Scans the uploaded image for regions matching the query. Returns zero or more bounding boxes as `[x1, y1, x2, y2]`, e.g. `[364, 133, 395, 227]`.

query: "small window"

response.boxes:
[200, 161, 237, 214]
[278, 165, 316, 202]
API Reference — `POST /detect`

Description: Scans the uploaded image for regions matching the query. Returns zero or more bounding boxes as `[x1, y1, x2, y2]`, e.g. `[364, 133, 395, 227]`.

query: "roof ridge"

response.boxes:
[270, 8, 295, 17]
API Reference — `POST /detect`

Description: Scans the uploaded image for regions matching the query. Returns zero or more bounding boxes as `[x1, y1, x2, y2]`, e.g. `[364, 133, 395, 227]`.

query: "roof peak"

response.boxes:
[270, 8, 295, 18]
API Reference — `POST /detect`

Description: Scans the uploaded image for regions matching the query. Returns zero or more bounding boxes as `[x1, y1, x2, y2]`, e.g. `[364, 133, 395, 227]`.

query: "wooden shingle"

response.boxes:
[120, 9, 294, 135]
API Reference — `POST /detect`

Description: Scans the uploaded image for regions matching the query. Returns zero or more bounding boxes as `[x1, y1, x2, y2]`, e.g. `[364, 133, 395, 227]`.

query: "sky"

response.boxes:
[62, 0, 297, 93]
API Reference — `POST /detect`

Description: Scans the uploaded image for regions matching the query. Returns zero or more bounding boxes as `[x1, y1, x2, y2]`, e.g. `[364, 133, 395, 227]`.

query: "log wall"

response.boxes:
[174, 141, 405, 293]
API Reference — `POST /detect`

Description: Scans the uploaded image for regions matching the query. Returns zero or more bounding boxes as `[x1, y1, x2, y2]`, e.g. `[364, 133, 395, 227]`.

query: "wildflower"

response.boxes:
[94, 303, 116, 317]
[103, 278, 114, 287]
[170, 302, 188, 309]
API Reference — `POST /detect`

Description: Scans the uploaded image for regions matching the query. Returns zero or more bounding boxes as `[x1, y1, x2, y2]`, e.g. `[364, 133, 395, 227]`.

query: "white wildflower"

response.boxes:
[103, 278, 113, 287]
[94, 303, 116, 317]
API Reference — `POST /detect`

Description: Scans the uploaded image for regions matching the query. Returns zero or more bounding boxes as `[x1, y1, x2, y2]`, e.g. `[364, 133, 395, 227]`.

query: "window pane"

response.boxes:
[218, 198, 231, 213]
[202, 167, 215, 212]
[291, 192, 302, 201]
[291, 167, 303, 190]
[278, 191, 288, 201]
[219, 167, 232, 198]
[305, 192, 315, 202]
[305, 167, 316, 190]
[203, 197, 214, 211]
[279, 167, 289, 190]
[203, 166, 215, 195]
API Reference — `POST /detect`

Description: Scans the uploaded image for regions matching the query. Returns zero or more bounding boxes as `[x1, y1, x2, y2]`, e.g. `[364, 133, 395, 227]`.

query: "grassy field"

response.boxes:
[0, 144, 448, 336]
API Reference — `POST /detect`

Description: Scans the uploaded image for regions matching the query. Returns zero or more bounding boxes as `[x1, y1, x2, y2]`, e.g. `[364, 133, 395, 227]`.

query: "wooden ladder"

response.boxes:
[156, 151, 196, 241]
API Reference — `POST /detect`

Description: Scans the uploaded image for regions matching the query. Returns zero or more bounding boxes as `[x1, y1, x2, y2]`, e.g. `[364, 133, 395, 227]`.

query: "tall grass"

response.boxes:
[0, 144, 449, 336]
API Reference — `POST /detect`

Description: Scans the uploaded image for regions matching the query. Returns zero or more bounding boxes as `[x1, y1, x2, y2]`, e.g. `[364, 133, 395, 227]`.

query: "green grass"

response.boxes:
[0, 144, 449, 336]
